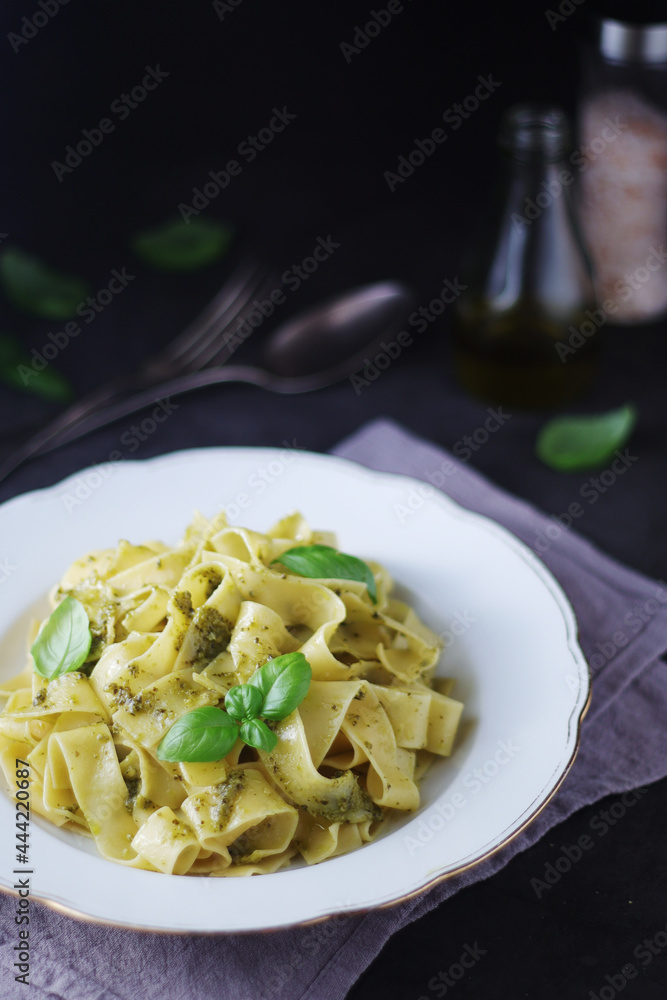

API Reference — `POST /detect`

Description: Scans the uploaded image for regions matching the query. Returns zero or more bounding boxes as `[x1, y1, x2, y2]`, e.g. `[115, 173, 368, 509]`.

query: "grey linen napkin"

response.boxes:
[3, 418, 667, 1000]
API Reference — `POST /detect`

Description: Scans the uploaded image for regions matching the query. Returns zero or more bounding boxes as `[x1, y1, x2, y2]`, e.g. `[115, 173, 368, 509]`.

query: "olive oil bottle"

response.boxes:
[452, 105, 599, 409]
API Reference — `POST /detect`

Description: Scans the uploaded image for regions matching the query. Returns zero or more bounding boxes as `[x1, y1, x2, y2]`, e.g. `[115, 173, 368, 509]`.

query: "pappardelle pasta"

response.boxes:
[0, 511, 463, 876]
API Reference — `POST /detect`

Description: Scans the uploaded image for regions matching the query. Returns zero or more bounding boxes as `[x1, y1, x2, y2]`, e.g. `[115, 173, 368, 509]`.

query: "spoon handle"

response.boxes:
[0, 365, 282, 484]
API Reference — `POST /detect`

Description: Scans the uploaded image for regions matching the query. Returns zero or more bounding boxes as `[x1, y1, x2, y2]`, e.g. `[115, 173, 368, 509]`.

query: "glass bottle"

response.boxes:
[452, 105, 599, 409]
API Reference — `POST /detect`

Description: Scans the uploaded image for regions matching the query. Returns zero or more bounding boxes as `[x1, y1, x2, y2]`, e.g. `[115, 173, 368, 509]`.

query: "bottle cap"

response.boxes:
[498, 106, 571, 162]
[594, 17, 667, 63]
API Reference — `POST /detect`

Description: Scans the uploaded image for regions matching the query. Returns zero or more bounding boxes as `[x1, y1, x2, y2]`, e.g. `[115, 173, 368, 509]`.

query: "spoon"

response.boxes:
[0, 280, 413, 483]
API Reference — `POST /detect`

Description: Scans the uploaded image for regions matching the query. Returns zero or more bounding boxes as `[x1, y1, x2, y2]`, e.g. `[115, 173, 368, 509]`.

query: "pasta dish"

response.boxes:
[0, 511, 463, 876]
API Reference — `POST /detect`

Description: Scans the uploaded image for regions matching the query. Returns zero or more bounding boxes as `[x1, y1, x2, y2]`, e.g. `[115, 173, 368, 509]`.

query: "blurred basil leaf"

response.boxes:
[0, 248, 89, 320]
[131, 217, 233, 270]
[0, 333, 72, 401]
[536, 404, 637, 472]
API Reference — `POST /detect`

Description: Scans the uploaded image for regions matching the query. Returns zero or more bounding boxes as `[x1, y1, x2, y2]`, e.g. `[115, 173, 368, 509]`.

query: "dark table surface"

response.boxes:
[1, 1, 667, 997]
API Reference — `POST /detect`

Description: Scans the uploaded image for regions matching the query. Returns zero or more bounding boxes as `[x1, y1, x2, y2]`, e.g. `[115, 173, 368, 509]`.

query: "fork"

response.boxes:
[0, 258, 269, 482]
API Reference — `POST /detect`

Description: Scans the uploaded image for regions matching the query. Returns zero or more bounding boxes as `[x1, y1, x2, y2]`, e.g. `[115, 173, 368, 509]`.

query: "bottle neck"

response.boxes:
[495, 106, 578, 239]
[482, 153, 594, 316]
[501, 156, 572, 228]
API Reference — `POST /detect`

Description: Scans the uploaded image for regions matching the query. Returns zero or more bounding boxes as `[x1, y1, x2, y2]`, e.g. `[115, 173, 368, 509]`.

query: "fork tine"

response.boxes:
[176, 268, 271, 372]
[164, 258, 267, 370]
[187, 272, 281, 370]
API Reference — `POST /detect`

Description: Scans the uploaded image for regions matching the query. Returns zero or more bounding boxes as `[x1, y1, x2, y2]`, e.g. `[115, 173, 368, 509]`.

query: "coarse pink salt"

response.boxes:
[579, 89, 667, 323]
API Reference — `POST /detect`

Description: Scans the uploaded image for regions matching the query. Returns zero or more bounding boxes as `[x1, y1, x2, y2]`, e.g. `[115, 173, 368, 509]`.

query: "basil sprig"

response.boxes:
[225, 683, 263, 721]
[536, 404, 636, 472]
[239, 718, 277, 753]
[272, 544, 377, 603]
[157, 652, 312, 761]
[30, 596, 92, 680]
[247, 652, 312, 717]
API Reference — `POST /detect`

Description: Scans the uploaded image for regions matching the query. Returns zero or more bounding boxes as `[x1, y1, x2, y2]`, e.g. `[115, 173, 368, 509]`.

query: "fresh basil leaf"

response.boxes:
[239, 718, 277, 753]
[225, 683, 263, 723]
[0, 248, 89, 320]
[31, 596, 92, 680]
[272, 544, 377, 603]
[0, 333, 73, 402]
[157, 706, 238, 763]
[131, 218, 233, 271]
[247, 651, 312, 720]
[536, 404, 636, 472]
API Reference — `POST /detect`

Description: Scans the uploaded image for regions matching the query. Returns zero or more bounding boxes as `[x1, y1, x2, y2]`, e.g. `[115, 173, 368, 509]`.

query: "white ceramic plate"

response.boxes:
[0, 447, 589, 933]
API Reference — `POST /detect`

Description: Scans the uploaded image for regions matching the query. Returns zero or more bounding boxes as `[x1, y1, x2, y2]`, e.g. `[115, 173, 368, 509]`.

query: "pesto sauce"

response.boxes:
[173, 590, 194, 618]
[105, 682, 146, 715]
[209, 769, 246, 831]
[123, 777, 140, 813]
[188, 607, 232, 670]
[203, 570, 223, 599]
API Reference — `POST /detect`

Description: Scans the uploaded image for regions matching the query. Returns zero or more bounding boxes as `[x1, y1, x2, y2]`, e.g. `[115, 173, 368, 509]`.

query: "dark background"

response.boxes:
[1, 1, 667, 997]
